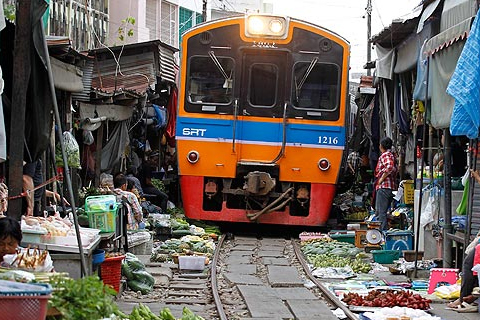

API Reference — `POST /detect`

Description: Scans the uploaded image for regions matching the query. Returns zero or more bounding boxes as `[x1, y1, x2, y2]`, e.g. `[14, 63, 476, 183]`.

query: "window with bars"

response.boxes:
[146, 0, 158, 40]
[160, 0, 178, 48]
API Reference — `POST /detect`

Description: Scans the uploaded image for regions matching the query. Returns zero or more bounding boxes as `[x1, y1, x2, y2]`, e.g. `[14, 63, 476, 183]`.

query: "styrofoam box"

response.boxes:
[178, 256, 206, 271]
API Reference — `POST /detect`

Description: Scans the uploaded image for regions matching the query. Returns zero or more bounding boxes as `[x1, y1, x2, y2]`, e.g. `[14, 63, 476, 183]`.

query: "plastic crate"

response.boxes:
[329, 232, 355, 245]
[85, 195, 118, 233]
[403, 180, 414, 204]
[384, 230, 413, 252]
[85, 195, 116, 211]
[0, 282, 52, 320]
[100, 255, 125, 293]
[371, 250, 401, 264]
[86, 208, 117, 233]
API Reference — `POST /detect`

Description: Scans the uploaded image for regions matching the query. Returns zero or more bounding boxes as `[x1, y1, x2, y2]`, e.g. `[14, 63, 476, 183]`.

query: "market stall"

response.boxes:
[20, 215, 101, 278]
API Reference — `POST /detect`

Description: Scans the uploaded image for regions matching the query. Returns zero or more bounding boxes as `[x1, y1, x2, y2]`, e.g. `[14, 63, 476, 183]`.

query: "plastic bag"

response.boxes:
[433, 283, 460, 299]
[56, 131, 81, 169]
[420, 187, 439, 229]
[462, 168, 470, 186]
[82, 130, 94, 145]
[456, 179, 469, 215]
[121, 253, 154, 294]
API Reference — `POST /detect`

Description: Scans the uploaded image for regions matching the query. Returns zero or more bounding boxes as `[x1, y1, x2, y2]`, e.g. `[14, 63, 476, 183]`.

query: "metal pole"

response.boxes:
[464, 138, 478, 257]
[42, 23, 87, 276]
[414, 56, 430, 278]
[7, 0, 32, 221]
[366, 0, 372, 76]
[443, 130, 452, 267]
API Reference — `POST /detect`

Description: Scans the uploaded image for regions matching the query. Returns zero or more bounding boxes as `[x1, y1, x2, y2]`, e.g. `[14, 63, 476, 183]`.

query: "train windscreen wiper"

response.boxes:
[295, 57, 318, 99]
[208, 51, 233, 89]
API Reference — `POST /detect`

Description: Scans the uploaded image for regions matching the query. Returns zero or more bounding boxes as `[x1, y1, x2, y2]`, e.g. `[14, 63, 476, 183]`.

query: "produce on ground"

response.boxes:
[309, 254, 372, 273]
[150, 236, 215, 263]
[301, 238, 371, 273]
[129, 304, 204, 320]
[342, 290, 432, 310]
[122, 253, 155, 294]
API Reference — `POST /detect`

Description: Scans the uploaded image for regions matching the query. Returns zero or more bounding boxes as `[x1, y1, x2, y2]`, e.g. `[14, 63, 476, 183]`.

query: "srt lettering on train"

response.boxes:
[183, 128, 207, 136]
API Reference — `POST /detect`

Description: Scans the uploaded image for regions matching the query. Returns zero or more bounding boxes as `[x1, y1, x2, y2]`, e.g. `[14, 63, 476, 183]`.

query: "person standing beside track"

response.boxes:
[374, 137, 398, 231]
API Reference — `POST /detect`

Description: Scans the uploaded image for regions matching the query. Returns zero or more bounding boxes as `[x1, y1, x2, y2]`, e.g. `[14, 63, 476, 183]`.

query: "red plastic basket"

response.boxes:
[100, 255, 125, 293]
[0, 294, 51, 320]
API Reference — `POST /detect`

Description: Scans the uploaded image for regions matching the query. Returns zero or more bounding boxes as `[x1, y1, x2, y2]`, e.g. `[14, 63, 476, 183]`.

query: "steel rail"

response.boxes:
[211, 234, 228, 320]
[292, 239, 359, 320]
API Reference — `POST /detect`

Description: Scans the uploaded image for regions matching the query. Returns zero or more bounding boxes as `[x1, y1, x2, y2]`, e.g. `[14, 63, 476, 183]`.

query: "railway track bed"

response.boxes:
[117, 234, 351, 319]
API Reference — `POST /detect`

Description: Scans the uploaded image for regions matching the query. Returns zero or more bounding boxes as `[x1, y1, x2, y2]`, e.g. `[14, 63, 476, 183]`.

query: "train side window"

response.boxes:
[187, 56, 234, 105]
[292, 62, 339, 111]
[249, 63, 278, 107]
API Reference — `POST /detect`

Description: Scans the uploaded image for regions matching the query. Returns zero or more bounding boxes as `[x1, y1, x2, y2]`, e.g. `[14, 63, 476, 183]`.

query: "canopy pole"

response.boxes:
[42, 23, 87, 276]
[464, 138, 478, 257]
[7, 0, 32, 220]
[414, 56, 430, 278]
[443, 130, 453, 267]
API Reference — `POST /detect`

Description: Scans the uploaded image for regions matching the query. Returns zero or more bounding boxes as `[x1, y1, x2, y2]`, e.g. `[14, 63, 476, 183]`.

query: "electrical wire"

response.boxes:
[372, 0, 385, 29]
[87, 0, 151, 93]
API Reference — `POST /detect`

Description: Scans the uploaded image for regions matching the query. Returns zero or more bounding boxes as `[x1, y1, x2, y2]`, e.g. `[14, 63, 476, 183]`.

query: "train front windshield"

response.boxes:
[292, 62, 340, 112]
[188, 56, 234, 105]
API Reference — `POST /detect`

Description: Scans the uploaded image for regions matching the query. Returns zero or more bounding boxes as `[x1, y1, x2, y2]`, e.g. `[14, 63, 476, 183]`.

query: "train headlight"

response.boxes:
[187, 150, 200, 164]
[245, 15, 288, 39]
[269, 19, 283, 33]
[318, 158, 330, 171]
[248, 16, 264, 34]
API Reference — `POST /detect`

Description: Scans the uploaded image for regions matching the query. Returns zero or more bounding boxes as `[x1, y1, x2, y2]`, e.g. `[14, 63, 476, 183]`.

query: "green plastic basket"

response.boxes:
[371, 250, 401, 264]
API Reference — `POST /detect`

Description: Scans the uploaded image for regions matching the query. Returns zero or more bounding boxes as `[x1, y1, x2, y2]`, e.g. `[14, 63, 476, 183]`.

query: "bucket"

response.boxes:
[92, 249, 105, 265]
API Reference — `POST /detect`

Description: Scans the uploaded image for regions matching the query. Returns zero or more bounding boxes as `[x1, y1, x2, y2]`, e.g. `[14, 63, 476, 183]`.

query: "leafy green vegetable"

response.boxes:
[47, 275, 126, 320]
[151, 178, 166, 192]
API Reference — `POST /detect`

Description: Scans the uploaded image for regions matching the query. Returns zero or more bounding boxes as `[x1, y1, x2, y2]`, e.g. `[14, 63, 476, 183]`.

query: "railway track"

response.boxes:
[118, 233, 358, 319]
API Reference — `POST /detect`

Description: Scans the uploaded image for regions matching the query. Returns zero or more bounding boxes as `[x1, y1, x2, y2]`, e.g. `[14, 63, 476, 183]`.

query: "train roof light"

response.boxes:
[245, 15, 288, 39]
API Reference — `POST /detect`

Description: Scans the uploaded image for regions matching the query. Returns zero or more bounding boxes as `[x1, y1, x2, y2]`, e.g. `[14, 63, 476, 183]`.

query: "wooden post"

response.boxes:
[8, 0, 32, 220]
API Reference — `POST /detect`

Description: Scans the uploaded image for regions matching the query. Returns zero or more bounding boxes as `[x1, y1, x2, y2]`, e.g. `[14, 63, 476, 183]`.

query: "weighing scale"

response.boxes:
[364, 229, 383, 252]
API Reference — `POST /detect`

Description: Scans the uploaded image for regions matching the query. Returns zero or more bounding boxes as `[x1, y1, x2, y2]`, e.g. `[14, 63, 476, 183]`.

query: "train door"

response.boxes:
[237, 51, 288, 162]
[240, 51, 287, 118]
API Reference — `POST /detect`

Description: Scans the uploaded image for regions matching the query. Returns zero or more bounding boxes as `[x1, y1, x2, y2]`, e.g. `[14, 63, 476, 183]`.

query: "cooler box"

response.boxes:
[384, 230, 413, 252]
[85, 195, 117, 233]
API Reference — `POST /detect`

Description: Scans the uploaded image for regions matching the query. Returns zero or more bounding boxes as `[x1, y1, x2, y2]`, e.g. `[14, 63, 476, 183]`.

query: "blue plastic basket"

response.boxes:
[0, 281, 52, 320]
[0, 281, 52, 296]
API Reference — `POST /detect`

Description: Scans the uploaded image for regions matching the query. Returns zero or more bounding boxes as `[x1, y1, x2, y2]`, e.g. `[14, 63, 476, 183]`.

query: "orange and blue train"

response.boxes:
[176, 14, 351, 226]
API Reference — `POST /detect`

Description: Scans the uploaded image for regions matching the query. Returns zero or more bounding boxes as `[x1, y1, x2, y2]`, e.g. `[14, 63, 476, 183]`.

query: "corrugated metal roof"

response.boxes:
[72, 59, 94, 102]
[159, 45, 177, 83]
[371, 17, 420, 49]
[87, 40, 178, 96]
[46, 35, 89, 65]
[91, 51, 156, 95]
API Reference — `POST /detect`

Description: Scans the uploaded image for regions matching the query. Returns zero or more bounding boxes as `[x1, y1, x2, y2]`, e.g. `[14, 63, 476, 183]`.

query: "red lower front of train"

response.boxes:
[180, 176, 335, 226]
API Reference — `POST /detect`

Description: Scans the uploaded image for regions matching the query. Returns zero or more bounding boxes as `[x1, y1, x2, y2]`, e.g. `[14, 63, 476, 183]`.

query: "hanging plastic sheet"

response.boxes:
[101, 121, 130, 173]
[152, 104, 167, 130]
[420, 185, 441, 229]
